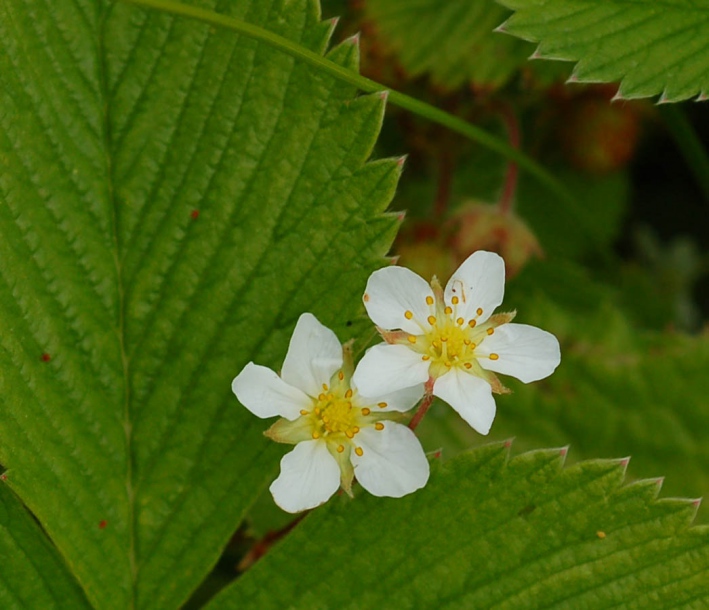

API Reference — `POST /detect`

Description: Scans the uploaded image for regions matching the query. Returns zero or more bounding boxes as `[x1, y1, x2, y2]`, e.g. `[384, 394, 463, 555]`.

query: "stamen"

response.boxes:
[361, 407, 371, 416]
[377, 402, 388, 408]
[375, 423, 384, 431]
[312, 431, 321, 439]
[364, 293, 370, 302]
[444, 306, 453, 315]
[452, 296, 459, 305]
[353, 426, 360, 433]
[464, 362, 472, 369]
[427, 315, 436, 325]
[426, 296, 434, 306]
[408, 335, 417, 344]
[318, 393, 325, 401]
[300, 409, 309, 416]
[422, 355, 430, 361]
[444, 361, 451, 367]
[345, 389, 353, 399]
[355, 447, 364, 457]
[457, 317, 464, 326]
[322, 383, 329, 391]
[476, 307, 483, 316]
[468, 320, 477, 328]
[345, 430, 355, 438]
[487, 328, 494, 335]
[440, 337, 447, 342]
[404, 310, 414, 320]
[338, 371, 345, 380]
[464, 339, 471, 345]
[490, 353, 499, 360]
[322, 416, 330, 423]
[315, 408, 321, 415]
[337, 445, 345, 453]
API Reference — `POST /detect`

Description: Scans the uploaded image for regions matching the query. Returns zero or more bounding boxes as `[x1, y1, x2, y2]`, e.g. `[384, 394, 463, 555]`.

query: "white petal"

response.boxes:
[351, 343, 429, 397]
[445, 251, 505, 324]
[352, 423, 429, 498]
[232, 363, 310, 420]
[354, 381, 425, 413]
[363, 266, 434, 334]
[433, 368, 496, 435]
[281, 313, 343, 397]
[477, 323, 561, 383]
[269, 440, 341, 513]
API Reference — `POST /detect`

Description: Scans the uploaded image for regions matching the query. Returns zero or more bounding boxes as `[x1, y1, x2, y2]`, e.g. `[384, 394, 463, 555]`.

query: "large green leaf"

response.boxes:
[209, 443, 709, 609]
[497, 0, 709, 102]
[0, 484, 91, 609]
[0, 0, 398, 608]
[365, 0, 533, 90]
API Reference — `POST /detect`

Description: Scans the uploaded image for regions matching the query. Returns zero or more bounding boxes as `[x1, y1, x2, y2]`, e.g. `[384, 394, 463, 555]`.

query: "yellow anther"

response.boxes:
[490, 353, 499, 360]
[322, 383, 329, 391]
[422, 355, 430, 361]
[468, 320, 477, 328]
[471, 342, 476, 349]
[452, 296, 459, 305]
[440, 337, 447, 342]
[355, 447, 364, 457]
[375, 423, 385, 431]
[444, 306, 453, 315]
[426, 296, 434, 305]
[408, 335, 417, 344]
[318, 393, 325, 401]
[444, 361, 452, 367]
[353, 426, 360, 433]
[338, 371, 344, 380]
[337, 445, 345, 453]
[345, 430, 355, 439]
[378, 402, 388, 408]
[322, 416, 330, 423]
[315, 408, 321, 415]
[364, 293, 370, 302]
[464, 362, 472, 369]
[404, 310, 414, 320]
[345, 389, 353, 399]
[300, 409, 309, 416]
[487, 328, 494, 335]
[457, 317, 464, 326]
[464, 339, 471, 345]
[361, 407, 371, 416]
[312, 431, 321, 439]
[476, 307, 483, 316]
[427, 315, 436, 325]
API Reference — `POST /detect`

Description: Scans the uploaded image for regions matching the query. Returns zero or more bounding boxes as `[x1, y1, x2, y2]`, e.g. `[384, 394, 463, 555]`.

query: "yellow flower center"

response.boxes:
[315, 390, 359, 437]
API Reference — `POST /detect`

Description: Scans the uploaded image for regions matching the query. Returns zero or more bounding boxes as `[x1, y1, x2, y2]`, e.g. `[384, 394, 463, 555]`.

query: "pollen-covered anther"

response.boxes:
[378, 402, 388, 408]
[355, 447, 364, 457]
[444, 306, 453, 315]
[422, 355, 430, 361]
[426, 296, 434, 305]
[300, 409, 309, 416]
[457, 317, 464, 325]
[345, 430, 355, 439]
[408, 335, 417, 343]
[364, 293, 370, 302]
[338, 371, 344, 380]
[452, 296, 459, 305]
[312, 431, 321, 439]
[361, 407, 371, 416]
[353, 426, 360, 433]
[490, 353, 499, 360]
[464, 362, 472, 369]
[487, 328, 494, 335]
[375, 423, 385, 431]
[476, 308, 483, 316]
[468, 320, 477, 328]
[322, 383, 329, 391]
[345, 389, 353, 398]
[337, 445, 345, 453]
[427, 315, 437, 325]
[404, 310, 414, 320]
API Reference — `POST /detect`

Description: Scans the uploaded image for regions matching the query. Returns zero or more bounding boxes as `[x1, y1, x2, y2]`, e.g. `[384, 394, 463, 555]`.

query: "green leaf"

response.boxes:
[497, 0, 709, 102]
[0, 484, 91, 609]
[208, 443, 709, 609]
[366, 0, 534, 90]
[0, 1, 399, 608]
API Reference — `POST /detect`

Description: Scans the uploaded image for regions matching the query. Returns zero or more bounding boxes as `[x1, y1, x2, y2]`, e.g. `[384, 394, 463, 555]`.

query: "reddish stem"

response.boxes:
[408, 388, 435, 431]
[238, 511, 308, 571]
[497, 103, 521, 214]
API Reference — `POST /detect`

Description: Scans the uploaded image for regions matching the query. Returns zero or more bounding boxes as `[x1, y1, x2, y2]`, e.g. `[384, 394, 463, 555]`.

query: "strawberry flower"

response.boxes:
[232, 313, 429, 513]
[352, 251, 561, 435]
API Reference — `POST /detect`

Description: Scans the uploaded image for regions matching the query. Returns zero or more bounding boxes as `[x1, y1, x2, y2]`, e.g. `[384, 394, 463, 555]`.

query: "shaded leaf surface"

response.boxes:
[498, 0, 709, 101]
[0, 0, 398, 608]
[211, 443, 709, 609]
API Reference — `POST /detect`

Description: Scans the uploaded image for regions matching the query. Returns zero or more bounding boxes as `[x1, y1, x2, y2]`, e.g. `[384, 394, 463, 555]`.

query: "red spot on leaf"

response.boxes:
[41, 353, 51, 362]
[190, 210, 200, 219]
[0, 473, 7, 481]
[99, 520, 107, 529]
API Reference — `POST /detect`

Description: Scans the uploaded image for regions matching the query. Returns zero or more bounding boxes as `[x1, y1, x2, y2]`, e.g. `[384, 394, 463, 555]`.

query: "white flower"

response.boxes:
[352, 251, 561, 435]
[232, 313, 429, 513]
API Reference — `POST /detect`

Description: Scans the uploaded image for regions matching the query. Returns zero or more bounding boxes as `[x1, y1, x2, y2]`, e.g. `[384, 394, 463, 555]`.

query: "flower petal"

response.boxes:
[477, 323, 561, 383]
[433, 368, 496, 435]
[444, 251, 505, 325]
[352, 343, 430, 397]
[352, 423, 429, 498]
[363, 266, 434, 334]
[232, 363, 310, 420]
[354, 381, 425, 413]
[281, 313, 343, 397]
[269, 440, 341, 513]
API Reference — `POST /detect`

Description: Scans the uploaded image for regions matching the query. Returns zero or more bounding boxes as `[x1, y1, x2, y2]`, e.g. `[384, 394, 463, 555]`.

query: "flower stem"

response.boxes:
[237, 511, 308, 571]
[408, 390, 434, 431]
